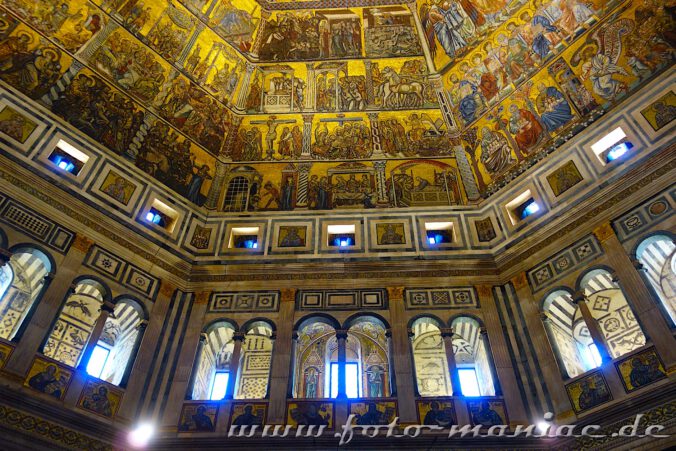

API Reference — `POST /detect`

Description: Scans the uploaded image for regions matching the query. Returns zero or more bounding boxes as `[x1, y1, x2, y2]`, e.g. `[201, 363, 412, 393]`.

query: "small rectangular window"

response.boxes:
[209, 371, 229, 400]
[48, 140, 89, 176]
[458, 368, 481, 397]
[144, 199, 179, 232]
[328, 224, 356, 248]
[229, 227, 260, 249]
[505, 190, 541, 225]
[330, 362, 359, 398]
[86, 344, 110, 379]
[590, 127, 633, 164]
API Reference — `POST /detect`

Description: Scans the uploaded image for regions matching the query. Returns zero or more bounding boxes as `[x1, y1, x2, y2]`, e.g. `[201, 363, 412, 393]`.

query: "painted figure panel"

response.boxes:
[416, 399, 456, 426]
[230, 402, 268, 427]
[640, 90, 676, 132]
[467, 399, 508, 427]
[547, 160, 582, 197]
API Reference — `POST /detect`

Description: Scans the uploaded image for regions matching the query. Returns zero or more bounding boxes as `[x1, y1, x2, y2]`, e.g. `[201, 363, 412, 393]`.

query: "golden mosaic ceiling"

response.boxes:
[0, 0, 672, 211]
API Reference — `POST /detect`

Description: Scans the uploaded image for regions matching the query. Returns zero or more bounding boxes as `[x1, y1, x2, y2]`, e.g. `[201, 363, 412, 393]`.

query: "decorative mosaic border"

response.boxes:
[405, 287, 478, 310]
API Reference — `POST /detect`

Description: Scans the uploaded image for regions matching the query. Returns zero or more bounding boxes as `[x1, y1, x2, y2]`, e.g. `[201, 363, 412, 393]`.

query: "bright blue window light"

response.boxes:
[458, 368, 481, 396]
[516, 198, 540, 219]
[329, 234, 354, 247]
[606, 142, 633, 162]
[330, 362, 359, 398]
[588, 343, 603, 368]
[209, 371, 229, 400]
[86, 344, 110, 379]
[50, 155, 76, 173]
[233, 235, 259, 249]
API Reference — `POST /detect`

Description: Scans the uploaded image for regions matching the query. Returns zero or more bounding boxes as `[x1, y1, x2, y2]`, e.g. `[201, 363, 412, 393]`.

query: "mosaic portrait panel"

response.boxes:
[24, 357, 73, 401]
[0, 106, 37, 144]
[615, 348, 667, 393]
[565, 371, 612, 414]
[416, 398, 456, 427]
[467, 399, 508, 428]
[78, 380, 123, 418]
[349, 401, 397, 426]
[178, 402, 219, 432]
[230, 402, 268, 428]
[286, 401, 333, 430]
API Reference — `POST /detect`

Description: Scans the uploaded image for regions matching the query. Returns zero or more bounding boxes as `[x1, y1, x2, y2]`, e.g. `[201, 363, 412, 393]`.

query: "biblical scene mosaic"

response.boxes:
[0, 0, 672, 206]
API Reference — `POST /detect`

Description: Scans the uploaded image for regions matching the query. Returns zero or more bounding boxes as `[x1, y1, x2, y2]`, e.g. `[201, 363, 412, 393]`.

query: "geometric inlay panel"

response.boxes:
[297, 289, 387, 310]
[209, 291, 280, 313]
[405, 287, 478, 309]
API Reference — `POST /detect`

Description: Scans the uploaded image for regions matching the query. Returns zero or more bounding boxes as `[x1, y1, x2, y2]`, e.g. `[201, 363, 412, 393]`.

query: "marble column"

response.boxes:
[373, 160, 389, 206]
[295, 163, 312, 209]
[235, 63, 256, 112]
[386, 329, 397, 396]
[185, 333, 207, 400]
[265, 332, 277, 398]
[594, 222, 676, 371]
[387, 286, 417, 422]
[267, 287, 295, 423]
[40, 61, 85, 106]
[77, 300, 115, 371]
[126, 112, 157, 161]
[301, 114, 314, 159]
[117, 281, 177, 423]
[249, 9, 271, 59]
[368, 113, 384, 158]
[479, 327, 502, 396]
[204, 159, 229, 210]
[540, 313, 570, 380]
[119, 320, 148, 388]
[224, 331, 246, 399]
[336, 329, 348, 399]
[572, 292, 612, 363]
[440, 328, 463, 396]
[5, 234, 93, 377]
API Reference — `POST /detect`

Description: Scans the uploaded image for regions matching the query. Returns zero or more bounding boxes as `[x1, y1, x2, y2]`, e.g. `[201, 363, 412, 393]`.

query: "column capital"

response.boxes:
[302, 113, 314, 123]
[385, 329, 392, 338]
[195, 291, 211, 305]
[367, 112, 380, 122]
[233, 331, 246, 342]
[72, 234, 94, 253]
[387, 286, 405, 301]
[269, 331, 277, 341]
[373, 160, 387, 171]
[539, 311, 551, 323]
[631, 259, 645, 271]
[0, 247, 12, 266]
[298, 162, 312, 173]
[335, 329, 349, 340]
[260, 8, 271, 19]
[511, 272, 528, 290]
[440, 327, 455, 339]
[101, 300, 116, 315]
[245, 61, 256, 73]
[407, 327, 414, 338]
[406, 1, 418, 13]
[160, 281, 177, 298]
[478, 326, 487, 336]
[572, 291, 587, 304]
[292, 331, 299, 341]
[199, 332, 208, 343]
[280, 288, 297, 303]
[476, 284, 492, 298]
[428, 73, 444, 90]
[137, 320, 149, 331]
[593, 222, 615, 242]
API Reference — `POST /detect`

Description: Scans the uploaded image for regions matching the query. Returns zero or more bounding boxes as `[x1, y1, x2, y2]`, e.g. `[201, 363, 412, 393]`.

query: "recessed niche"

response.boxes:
[48, 139, 89, 176]
[327, 224, 355, 248]
[144, 199, 179, 233]
[505, 190, 541, 225]
[424, 222, 454, 245]
[590, 127, 633, 165]
[229, 227, 260, 249]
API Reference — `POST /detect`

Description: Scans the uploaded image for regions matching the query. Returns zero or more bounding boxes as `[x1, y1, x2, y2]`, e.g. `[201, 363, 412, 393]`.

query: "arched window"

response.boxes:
[294, 320, 336, 398]
[636, 234, 676, 324]
[235, 321, 274, 399]
[346, 317, 391, 398]
[223, 176, 250, 212]
[0, 247, 51, 340]
[542, 289, 593, 378]
[450, 317, 495, 396]
[192, 321, 236, 400]
[410, 317, 452, 397]
[43, 279, 107, 367]
[86, 299, 146, 386]
[578, 269, 646, 359]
